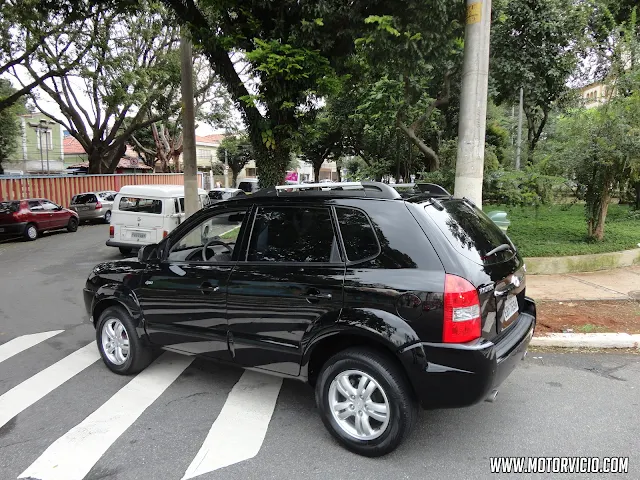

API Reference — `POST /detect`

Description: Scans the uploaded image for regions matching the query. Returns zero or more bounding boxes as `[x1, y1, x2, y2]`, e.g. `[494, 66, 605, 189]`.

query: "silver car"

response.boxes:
[69, 191, 117, 223]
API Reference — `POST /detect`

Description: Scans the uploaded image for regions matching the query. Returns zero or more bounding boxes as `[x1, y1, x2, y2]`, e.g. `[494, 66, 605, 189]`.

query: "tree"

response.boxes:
[491, 0, 589, 155]
[162, 0, 453, 187]
[0, 79, 27, 173]
[217, 135, 252, 187]
[298, 114, 341, 181]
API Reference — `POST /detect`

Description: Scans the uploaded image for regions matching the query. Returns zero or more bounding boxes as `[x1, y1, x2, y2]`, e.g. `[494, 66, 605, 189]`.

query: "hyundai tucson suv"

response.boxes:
[83, 182, 536, 457]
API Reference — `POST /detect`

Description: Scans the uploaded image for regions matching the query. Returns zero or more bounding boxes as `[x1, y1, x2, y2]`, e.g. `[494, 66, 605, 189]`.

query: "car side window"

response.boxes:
[28, 200, 43, 211]
[118, 197, 162, 214]
[247, 206, 340, 263]
[167, 209, 247, 262]
[41, 201, 59, 211]
[336, 207, 380, 262]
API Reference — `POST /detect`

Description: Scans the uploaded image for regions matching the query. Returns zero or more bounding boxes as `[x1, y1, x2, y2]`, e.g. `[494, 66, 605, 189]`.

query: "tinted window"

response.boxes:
[41, 201, 59, 211]
[118, 197, 162, 214]
[0, 201, 20, 213]
[28, 200, 43, 211]
[248, 207, 338, 263]
[336, 207, 380, 262]
[72, 194, 97, 204]
[238, 181, 256, 193]
[98, 192, 115, 201]
[423, 199, 514, 265]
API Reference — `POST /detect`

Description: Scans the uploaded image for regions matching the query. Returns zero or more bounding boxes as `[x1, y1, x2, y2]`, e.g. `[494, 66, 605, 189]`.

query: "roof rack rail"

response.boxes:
[270, 181, 402, 199]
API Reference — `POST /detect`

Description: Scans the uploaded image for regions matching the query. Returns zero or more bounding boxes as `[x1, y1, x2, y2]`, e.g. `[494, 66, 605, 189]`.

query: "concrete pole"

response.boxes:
[454, 0, 492, 207]
[515, 87, 523, 170]
[180, 33, 199, 218]
[224, 149, 230, 188]
[44, 127, 50, 174]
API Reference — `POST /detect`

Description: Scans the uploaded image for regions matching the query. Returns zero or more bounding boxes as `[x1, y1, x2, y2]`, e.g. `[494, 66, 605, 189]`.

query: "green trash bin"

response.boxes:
[487, 210, 510, 232]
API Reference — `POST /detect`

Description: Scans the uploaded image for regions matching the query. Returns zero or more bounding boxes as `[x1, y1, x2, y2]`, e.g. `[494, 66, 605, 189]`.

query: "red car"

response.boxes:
[0, 199, 79, 241]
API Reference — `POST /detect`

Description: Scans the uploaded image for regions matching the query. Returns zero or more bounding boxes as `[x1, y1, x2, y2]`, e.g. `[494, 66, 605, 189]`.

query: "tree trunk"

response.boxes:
[255, 146, 289, 188]
[635, 182, 640, 210]
[593, 189, 611, 241]
[231, 170, 239, 188]
[314, 163, 322, 183]
[88, 150, 104, 174]
[336, 165, 342, 182]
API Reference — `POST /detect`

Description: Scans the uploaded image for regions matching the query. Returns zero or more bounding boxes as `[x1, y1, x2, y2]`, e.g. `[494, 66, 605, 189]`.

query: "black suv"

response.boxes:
[84, 182, 536, 456]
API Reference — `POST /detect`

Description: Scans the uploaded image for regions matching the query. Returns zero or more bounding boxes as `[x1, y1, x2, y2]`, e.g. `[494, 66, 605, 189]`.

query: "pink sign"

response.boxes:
[285, 171, 298, 182]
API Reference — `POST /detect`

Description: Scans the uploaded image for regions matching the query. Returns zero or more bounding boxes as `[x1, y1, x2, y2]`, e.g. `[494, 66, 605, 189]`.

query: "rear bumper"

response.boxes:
[0, 222, 27, 236]
[401, 297, 536, 409]
[106, 239, 143, 250]
[74, 208, 107, 220]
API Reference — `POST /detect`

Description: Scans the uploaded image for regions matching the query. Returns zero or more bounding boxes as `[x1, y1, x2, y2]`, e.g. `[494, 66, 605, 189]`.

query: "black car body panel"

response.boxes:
[85, 186, 536, 410]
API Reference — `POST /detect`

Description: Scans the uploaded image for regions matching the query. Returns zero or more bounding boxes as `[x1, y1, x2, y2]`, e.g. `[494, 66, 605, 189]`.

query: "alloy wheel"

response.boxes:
[328, 369, 390, 440]
[101, 318, 130, 365]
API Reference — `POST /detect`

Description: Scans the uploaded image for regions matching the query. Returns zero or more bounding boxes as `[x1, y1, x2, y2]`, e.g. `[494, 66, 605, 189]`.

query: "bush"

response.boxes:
[484, 167, 572, 207]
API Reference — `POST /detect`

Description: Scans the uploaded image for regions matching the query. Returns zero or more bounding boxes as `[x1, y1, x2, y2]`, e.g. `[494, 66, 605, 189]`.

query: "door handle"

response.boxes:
[199, 282, 219, 294]
[303, 289, 332, 303]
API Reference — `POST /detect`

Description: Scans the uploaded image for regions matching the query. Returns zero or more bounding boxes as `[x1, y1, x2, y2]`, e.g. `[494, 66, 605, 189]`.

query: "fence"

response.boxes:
[0, 173, 204, 208]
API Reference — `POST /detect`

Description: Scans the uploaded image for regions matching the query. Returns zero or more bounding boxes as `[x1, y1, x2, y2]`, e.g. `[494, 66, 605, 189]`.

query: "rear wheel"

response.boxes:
[119, 247, 133, 255]
[103, 210, 111, 223]
[96, 305, 153, 374]
[24, 223, 38, 241]
[315, 347, 417, 457]
[67, 217, 78, 232]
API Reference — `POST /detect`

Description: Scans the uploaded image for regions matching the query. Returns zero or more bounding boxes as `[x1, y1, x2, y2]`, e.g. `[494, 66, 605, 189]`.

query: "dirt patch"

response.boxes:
[537, 300, 640, 334]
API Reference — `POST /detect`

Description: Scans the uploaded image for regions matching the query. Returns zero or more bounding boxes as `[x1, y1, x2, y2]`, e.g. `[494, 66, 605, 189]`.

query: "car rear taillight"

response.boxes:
[109, 226, 114, 238]
[443, 274, 481, 343]
[163, 230, 168, 238]
[95, 202, 102, 209]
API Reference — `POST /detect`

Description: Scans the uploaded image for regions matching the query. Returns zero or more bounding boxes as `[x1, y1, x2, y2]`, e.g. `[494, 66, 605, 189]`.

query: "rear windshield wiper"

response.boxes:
[482, 243, 514, 259]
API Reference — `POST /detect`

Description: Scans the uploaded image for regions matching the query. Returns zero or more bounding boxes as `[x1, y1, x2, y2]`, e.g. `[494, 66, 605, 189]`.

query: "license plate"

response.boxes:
[131, 232, 147, 239]
[502, 295, 519, 323]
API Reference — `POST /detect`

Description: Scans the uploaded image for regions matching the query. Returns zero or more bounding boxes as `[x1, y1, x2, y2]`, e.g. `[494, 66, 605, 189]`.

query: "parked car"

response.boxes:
[70, 191, 117, 223]
[0, 199, 79, 240]
[106, 185, 210, 255]
[207, 187, 246, 202]
[237, 178, 259, 194]
[85, 181, 535, 456]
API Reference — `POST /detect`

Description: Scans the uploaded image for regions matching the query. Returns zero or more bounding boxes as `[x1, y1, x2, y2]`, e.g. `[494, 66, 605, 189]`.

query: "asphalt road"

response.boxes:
[0, 224, 639, 480]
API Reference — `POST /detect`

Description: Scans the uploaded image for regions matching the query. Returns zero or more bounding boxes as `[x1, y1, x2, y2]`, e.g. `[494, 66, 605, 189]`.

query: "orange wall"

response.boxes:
[0, 174, 203, 208]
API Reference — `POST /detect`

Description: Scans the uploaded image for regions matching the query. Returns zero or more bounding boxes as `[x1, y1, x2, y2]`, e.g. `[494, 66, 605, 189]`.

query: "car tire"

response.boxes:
[96, 305, 153, 375]
[104, 211, 111, 223]
[24, 223, 38, 241]
[67, 217, 78, 232]
[119, 247, 133, 255]
[315, 347, 417, 457]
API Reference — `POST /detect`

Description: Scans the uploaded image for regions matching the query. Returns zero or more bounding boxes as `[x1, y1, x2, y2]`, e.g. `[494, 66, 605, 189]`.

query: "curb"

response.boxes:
[525, 248, 640, 275]
[531, 333, 640, 349]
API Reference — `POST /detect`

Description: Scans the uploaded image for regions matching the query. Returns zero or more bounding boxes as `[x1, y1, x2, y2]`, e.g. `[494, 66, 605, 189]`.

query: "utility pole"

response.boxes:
[180, 32, 198, 219]
[224, 149, 229, 188]
[43, 121, 51, 174]
[29, 119, 54, 174]
[515, 87, 523, 170]
[454, 0, 492, 207]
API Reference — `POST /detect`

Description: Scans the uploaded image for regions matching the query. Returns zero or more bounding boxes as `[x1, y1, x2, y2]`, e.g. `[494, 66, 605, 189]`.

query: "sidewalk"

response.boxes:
[526, 265, 640, 301]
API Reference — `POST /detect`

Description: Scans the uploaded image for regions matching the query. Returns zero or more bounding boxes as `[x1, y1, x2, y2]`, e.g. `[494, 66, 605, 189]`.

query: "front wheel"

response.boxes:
[315, 347, 417, 457]
[96, 305, 153, 375]
[119, 247, 132, 255]
[67, 217, 78, 232]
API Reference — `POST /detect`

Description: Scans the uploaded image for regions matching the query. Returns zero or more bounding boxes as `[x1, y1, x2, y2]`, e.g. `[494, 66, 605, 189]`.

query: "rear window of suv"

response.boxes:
[423, 199, 515, 265]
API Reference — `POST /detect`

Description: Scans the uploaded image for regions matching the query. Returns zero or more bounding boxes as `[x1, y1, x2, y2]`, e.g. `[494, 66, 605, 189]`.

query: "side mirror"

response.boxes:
[138, 243, 159, 262]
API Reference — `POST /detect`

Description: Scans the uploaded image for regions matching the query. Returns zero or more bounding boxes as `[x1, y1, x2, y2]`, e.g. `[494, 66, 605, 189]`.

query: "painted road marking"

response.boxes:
[0, 342, 99, 429]
[0, 330, 64, 364]
[182, 370, 283, 480]
[19, 352, 193, 480]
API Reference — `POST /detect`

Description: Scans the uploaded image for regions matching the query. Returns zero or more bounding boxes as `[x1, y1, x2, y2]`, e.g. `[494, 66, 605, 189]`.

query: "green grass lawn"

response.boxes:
[220, 225, 240, 241]
[487, 204, 640, 257]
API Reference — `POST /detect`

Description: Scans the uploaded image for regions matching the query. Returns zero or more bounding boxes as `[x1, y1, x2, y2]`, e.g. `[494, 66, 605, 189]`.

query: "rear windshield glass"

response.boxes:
[118, 197, 162, 214]
[238, 182, 255, 193]
[423, 199, 515, 265]
[0, 201, 19, 213]
[72, 194, 97, 204]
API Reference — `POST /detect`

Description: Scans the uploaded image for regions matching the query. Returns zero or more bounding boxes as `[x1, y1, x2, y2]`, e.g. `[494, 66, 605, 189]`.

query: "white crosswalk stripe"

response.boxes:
[0, 342, 100, 429]
[182, 370, 283, 480]
[19, 352, 194, 480]
[0, 330, 64, 364]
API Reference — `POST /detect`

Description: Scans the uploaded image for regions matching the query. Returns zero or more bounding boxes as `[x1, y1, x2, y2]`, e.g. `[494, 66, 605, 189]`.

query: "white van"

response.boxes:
[106, 185, 210, 254]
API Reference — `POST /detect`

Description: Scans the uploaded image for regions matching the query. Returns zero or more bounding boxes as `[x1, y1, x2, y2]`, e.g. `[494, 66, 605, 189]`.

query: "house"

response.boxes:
[194, 134, 225, 171]
[580, 81, 610, 109]
[4, 114, 65, 174]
